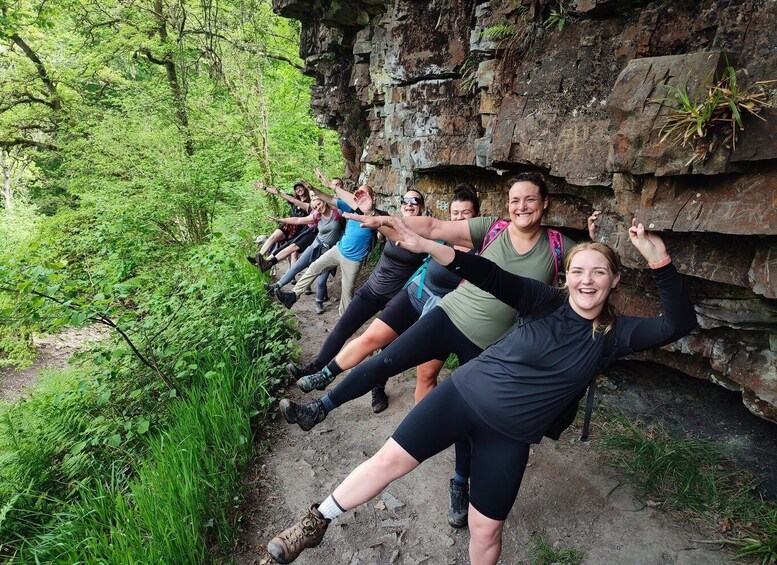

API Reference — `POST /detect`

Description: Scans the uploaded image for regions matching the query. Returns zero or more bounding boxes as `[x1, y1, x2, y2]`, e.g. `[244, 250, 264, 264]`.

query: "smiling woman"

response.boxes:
[266, 219, 696, 565]
[277, 172, 582, 529]
[564, 243, 623, 330]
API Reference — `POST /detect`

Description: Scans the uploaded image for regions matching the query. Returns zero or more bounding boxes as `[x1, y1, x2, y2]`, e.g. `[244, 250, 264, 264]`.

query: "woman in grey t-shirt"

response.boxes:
[266, 196, 345, 308]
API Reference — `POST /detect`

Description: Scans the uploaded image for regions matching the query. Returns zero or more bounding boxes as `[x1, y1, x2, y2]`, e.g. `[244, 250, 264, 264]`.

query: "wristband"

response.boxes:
[649, 256, 672, 269]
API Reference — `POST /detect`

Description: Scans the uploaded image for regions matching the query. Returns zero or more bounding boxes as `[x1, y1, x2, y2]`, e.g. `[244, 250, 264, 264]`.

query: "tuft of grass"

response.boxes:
[545, 0, 574, 31]
[600, 416, 777, 564]
[657, 66, 775, 165]
[529, 531, 585, 565]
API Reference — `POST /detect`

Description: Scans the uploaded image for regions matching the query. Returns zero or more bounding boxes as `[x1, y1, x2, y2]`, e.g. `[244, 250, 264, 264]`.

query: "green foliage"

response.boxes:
[657, 66, 775, 165]
[529, 532, 585, 565]
[545, 1, 574, 31]
[481, 20, 518, 42]
[460, 56, 481, 94]
[601, 416, 777, 564]
[0, 0, 342, 559]
[0, 242, 297, 560]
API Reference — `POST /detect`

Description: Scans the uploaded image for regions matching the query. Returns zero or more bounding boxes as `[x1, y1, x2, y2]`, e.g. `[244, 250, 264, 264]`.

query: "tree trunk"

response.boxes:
[0, 151, 13, 212]
[152, 0, 194, 156]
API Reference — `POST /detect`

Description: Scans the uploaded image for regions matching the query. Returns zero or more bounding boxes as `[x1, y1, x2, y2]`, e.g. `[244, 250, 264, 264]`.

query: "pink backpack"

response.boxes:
[480, 219, 564, 284]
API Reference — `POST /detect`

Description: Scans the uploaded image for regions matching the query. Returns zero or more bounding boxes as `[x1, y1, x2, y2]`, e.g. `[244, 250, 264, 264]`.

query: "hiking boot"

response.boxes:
[447, 479, 469, 528]
[264, 282, 279, 295]
[275, 288, 297, 309]
[247, 255, 259, 267]
[286, 360, 323, 379]
[297, 369, 335, 393]
[267, 504, 329, 564]
[279, 399, 326, 431]
[371, 386, 388, 414]
[257, 256, 275, 272]
[315, 301, 324, 315]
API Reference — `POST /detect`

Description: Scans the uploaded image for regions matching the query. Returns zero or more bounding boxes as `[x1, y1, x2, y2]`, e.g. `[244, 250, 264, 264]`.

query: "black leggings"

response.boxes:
[314, 285, 396, 366]
[393, 379, 530, 521]
[325, 307, 483, 478]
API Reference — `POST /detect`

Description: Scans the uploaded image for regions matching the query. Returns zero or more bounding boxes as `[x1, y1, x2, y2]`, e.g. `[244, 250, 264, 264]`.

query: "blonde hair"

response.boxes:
[563, 241, 621, 338]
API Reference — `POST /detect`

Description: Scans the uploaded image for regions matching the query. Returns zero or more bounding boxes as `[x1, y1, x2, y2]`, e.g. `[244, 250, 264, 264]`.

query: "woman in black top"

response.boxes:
[279, 190, 428, 386]
[287, 185, 480, 409]
[265, 218, 697, 565]
[252, 181, 313, 268]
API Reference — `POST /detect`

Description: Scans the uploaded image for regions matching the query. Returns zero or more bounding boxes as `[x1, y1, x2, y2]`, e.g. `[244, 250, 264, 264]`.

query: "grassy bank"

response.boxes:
[0, 241, 296, 561]
[600, 415, 777, 563]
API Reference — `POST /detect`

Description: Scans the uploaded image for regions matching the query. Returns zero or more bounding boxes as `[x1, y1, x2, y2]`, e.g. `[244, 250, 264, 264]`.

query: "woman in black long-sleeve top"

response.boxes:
[265, 218, 697, 565]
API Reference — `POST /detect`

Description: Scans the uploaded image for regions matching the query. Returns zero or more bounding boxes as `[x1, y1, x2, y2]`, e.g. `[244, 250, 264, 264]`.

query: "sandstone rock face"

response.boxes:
[273, 0, 777, 424]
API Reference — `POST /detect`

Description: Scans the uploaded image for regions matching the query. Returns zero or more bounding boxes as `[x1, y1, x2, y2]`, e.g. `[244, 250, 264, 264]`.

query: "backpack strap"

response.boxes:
[580, 322, 618, 441]
[403, 255, 432, 298]
[546, 228, 564, 285]
[480, 219, 511, 254]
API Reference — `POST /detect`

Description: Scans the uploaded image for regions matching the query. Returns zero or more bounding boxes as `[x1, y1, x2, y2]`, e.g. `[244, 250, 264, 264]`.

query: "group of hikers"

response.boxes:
[251, 171, 697, 565]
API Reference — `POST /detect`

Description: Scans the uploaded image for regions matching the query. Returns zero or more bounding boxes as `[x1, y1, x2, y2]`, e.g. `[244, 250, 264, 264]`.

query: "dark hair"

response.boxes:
[404, 189, 425, 207]
[332, 177, 344, 185]
[505, 172, 548, 199]
[452, 183, 480, 215]
[292, 182, 311, 202]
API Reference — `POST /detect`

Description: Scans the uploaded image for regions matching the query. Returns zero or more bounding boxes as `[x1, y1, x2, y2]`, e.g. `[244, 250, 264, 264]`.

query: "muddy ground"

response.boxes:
[0, 326, 106, 402]
[233, 266, 777, 565]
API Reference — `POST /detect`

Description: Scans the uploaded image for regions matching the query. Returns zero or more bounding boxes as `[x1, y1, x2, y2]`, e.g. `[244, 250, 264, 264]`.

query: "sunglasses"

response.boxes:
[401, 197, 423, 205]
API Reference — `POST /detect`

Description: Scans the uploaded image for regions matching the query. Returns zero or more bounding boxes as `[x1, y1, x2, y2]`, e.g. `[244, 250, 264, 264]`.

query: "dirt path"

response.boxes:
[233, 266, 752, 565]
[0, 326, 107, 402]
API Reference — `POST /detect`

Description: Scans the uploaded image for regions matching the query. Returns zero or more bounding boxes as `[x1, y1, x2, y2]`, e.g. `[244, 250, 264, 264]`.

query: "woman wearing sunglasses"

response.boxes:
[276, 189, 428, 381]
[279, 172, 590, 528]
[286, 184, 481, 413]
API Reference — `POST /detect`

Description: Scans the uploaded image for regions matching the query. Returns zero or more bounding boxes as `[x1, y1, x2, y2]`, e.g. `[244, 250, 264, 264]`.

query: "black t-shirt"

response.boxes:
[446, 251, 696, 444]
[363, 234, 426, 298]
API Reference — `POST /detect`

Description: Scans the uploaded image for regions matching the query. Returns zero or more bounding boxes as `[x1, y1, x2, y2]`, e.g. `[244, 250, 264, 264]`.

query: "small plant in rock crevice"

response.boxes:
[545, 0, 574, 31]
[481, 20, 519, 43]
[656, 66, 775, 166]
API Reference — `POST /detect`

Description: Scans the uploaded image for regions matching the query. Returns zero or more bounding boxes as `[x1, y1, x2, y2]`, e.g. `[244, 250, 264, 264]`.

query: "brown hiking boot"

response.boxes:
[267, 504, 329, 563]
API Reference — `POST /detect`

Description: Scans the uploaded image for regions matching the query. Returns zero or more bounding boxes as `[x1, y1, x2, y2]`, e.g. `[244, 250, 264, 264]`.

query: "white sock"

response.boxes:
[318, 495, 345, 520]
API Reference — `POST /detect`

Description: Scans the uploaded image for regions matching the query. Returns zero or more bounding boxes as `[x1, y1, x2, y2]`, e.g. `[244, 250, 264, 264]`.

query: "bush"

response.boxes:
[0, 238, 296, 561]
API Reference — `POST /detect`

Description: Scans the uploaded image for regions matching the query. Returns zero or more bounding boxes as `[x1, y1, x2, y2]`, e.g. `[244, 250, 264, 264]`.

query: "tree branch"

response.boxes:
[0, 285, 181, 394]
[0, 138, 58, 151]
[9, 33, 61, 112]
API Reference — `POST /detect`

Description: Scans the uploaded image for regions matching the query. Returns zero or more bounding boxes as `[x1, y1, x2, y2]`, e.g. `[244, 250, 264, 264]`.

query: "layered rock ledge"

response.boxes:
[273, 0, 777, 422]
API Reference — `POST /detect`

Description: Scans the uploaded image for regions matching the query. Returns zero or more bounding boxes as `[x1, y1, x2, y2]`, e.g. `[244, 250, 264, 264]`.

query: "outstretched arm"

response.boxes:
[299, 178, 338, 207]
[268, 212, 317, 225]
[312, 170, 356, 208]
[622, 220, 696, 352]
[254, 181, 311, 211]
[391, 216, 549, 313]
[344, 213, 474, 248]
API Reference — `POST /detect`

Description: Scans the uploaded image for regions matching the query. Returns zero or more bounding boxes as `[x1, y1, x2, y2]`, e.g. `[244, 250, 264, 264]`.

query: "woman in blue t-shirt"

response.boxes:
[265, 218, 696, 565]
[276, 185, 430, 385]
